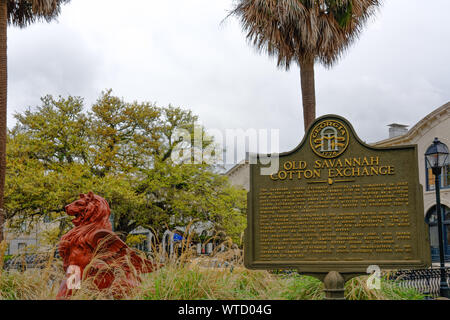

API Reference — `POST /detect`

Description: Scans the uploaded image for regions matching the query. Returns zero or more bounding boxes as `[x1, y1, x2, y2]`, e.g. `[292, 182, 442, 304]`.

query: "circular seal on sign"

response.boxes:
[309, 119, 349, 158]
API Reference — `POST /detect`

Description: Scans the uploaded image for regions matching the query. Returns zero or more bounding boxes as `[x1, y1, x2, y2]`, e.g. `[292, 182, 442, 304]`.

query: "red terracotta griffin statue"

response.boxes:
[56, 191, 154, 299]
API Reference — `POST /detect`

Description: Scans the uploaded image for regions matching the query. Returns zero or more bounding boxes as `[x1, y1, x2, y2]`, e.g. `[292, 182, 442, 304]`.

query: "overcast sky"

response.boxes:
[7, 0, 450, 159]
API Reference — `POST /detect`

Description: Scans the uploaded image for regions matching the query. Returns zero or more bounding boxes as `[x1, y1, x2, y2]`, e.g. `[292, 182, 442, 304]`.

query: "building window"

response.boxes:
[425, 205, 450, 262]
[19, 222, 27, 233]
[109, 213, 115, 232]
[426, 161, 450, 191]
[17, 242, 27, 253]
[130, 233, 149, 252]
[445, 164, 450, 188]
[43, 214, 52, 223]
[137, 239, 148, 252]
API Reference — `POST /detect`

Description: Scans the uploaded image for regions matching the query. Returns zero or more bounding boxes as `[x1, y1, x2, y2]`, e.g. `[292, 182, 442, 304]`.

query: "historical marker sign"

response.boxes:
[245, 115, 431, 275]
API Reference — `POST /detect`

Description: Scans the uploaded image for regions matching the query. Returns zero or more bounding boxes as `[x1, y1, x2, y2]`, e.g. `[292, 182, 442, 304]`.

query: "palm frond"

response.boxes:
[230, 0, 381, 69]
[7, 0, 70, 28]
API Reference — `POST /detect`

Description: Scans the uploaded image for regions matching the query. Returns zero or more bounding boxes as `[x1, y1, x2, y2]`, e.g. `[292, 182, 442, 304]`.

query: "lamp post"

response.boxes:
[425, 137, 450, 298]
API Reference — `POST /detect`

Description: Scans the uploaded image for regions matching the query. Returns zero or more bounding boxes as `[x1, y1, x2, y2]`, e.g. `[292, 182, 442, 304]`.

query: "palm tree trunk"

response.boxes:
[299, 57, 316, 131]
[0, 0, 7, 242]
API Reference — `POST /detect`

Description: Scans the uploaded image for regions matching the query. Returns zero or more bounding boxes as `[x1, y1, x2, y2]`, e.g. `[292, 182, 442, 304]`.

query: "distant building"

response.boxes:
[4, 218, 55, 255]
[374, 102, 450, 262]
[5, 231, 38, 255]
[128, 223, 215, 255]
[128, 226, 155, 252]
[225, 160, 250, 191]
[6, 103, 450, 263]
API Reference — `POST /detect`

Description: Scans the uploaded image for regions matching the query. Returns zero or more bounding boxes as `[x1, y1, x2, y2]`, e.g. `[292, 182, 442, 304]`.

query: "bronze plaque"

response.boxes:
[244, 115, 431, 274]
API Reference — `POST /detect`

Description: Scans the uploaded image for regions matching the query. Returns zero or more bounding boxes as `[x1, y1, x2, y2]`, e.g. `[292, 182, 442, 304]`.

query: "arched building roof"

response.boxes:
[374, 102, 450, 147]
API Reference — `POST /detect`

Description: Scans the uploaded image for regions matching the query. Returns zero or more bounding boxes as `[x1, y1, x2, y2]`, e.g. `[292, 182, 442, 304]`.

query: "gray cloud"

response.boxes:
[5, 0, 450, 158]
[8, 21, 104, 123]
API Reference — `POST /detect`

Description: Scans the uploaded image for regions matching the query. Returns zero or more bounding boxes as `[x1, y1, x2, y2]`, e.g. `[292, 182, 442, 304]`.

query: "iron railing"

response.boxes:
[3, 253, 50, 270]
[386, 267, 450, 298]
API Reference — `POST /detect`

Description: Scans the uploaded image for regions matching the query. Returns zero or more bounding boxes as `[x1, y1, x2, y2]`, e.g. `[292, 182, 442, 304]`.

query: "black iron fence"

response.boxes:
[3, 253, 51, 270]
[386, 267, 450, 298]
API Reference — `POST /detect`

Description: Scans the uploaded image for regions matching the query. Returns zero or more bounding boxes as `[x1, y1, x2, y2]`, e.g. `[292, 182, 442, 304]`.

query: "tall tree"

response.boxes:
[6, 92, 247, 243]
[231, 0, 380, 130]
[0, 0, 70, 242]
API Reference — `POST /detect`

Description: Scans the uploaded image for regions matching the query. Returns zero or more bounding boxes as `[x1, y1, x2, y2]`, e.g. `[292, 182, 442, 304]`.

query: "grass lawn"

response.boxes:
[0, 248, 426, 300]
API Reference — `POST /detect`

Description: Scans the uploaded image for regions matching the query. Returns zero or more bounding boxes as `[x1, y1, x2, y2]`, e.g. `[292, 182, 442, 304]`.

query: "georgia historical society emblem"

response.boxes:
[310, 119, 349, 158]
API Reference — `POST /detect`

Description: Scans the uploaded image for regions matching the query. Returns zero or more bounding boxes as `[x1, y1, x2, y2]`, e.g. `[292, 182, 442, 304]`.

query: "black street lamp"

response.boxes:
[425, 137, 450, 298]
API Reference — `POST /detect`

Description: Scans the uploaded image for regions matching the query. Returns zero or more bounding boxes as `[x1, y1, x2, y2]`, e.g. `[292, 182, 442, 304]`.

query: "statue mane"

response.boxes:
[59, 192, 112, 259]
[56, 191, 156, 299]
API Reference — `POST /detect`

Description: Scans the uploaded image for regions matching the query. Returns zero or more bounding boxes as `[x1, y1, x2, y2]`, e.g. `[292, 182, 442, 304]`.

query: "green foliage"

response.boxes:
[139, 268, 425, 300]
[5, 90, 247, 240]
[39, 226, 61, 247]
[141, 266, 284, 300]
[345, 276, 426, 300]
[126, 234, 147, 248]
[281, 274, 325, 300]
[0, 248, 426, 300]
[0, 267, 63, 300]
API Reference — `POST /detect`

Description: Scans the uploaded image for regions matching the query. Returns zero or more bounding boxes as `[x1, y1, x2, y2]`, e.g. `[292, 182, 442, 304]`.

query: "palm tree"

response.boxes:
[231, 0, 381, 130]
[0, 0, 70, 242]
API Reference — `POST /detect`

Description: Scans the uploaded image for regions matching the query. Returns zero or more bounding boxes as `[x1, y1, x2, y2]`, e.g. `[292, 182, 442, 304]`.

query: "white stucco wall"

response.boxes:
[226, 162, 250, 191]
[375, 103, 450, 217]
[410, 119, 450, 214]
